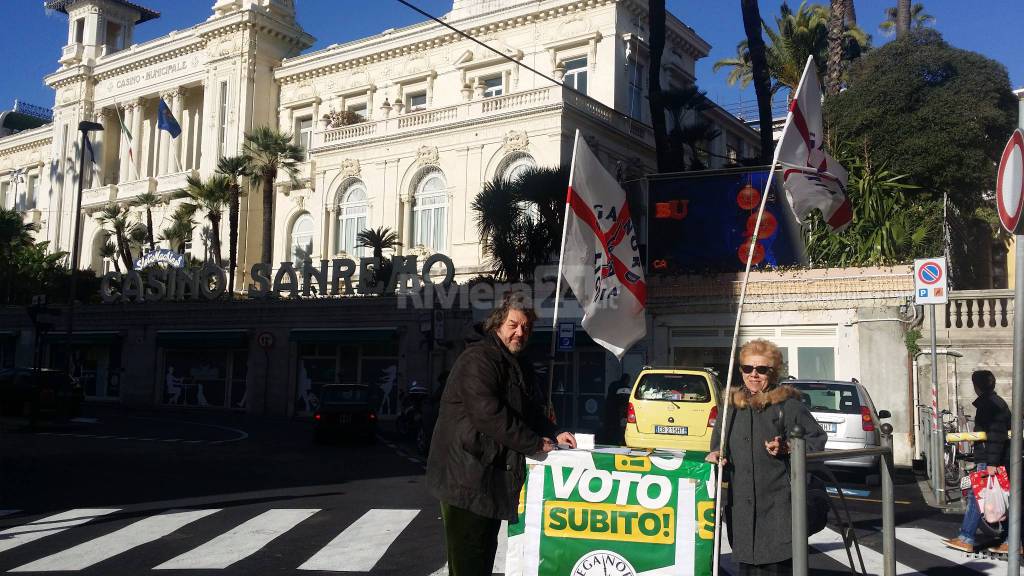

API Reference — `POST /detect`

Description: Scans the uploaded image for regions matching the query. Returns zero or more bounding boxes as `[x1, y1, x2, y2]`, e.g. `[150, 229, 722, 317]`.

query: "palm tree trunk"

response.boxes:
[146, 208, 155, 252]
[228, 185, 239, 295]
[844, 0, 856, 26]
[826, 0, 845, 96]
[740, 0, 774, 162]
[261, 172, 275, 266]
[896, 0, 911, 36]
[117, 234, 133, 271]
[209, 214, 223, 267]
[648, 0, 672, 173]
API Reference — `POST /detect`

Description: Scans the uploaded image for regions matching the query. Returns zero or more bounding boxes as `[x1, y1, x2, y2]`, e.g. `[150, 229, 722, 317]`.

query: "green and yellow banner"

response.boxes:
[506, 448, 716, 576]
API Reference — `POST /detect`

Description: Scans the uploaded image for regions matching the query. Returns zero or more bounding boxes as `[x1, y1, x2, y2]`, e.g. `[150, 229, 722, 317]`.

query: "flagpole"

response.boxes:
[114, 105, 139, 182]
[546, 129, 582, 417]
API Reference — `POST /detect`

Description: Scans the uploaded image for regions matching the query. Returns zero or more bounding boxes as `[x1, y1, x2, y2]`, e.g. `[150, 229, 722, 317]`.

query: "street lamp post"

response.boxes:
[64, 120, 103, 383]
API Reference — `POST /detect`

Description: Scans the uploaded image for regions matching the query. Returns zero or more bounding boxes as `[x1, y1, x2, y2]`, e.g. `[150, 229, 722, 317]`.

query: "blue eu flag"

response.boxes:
[157, 99, 182, 139]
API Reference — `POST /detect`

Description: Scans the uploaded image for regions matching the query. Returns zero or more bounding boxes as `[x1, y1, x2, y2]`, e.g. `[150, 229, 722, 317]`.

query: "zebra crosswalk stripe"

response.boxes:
[153, 509, 321, 570]
[0, 509, 120, 554]
[298, 509, 419, 572]
[9, 509, 220, 572]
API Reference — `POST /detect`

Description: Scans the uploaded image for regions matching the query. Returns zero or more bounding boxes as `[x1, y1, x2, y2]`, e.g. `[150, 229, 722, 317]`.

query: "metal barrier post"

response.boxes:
[881, 423, 896, 576]
[790, 424, 808, 576]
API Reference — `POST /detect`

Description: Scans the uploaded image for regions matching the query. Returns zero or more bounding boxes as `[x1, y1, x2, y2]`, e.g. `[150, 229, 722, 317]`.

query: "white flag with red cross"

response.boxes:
[560, 131, 646, 360]
[774, 56, 852, 232]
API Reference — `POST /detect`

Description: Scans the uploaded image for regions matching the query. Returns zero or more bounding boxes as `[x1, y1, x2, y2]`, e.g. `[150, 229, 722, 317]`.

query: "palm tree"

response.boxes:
[131, 191, 163, 252]
[661, 86, 720, 170]
[0, 207, 40, 303]
[879, 3, 934, 36]
[159, 206, 195, 254]
[717, 1, 870, 100]
[472, 166, 569, 282]
[94, 203, 139, 271]
[355, 226, 401, 294]
[826, 0, 846, 96]
[216, 155, 251, 294]
[242, 126, 304, 265]
[98, 235, 120, 273]
[174, 175, 229, 266]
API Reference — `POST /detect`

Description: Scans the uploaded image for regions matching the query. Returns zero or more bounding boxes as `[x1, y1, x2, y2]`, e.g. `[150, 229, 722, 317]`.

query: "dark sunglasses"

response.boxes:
[740, 364, 772, 375]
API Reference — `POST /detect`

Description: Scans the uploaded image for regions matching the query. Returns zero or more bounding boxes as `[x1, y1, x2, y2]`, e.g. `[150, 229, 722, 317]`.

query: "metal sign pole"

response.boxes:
[930, 304, 942, 503]
[1008, 238, 1023, 574]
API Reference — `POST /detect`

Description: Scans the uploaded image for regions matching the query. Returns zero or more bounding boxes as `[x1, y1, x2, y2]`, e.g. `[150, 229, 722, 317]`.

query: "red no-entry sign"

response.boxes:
[997, 129, 1024, 235]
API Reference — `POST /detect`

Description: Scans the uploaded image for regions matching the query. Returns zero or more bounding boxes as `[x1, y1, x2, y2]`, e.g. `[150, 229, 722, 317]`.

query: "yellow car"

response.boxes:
[624, 368, 722, 452]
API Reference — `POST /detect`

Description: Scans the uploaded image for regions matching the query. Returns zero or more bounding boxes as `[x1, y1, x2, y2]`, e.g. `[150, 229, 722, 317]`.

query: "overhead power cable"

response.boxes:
[394, 0, 589, 102]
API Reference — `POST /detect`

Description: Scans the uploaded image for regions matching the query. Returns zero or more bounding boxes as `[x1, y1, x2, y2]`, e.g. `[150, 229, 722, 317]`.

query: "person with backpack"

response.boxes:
[706, 339, 827, 576]
[943, 369, 1012, 554]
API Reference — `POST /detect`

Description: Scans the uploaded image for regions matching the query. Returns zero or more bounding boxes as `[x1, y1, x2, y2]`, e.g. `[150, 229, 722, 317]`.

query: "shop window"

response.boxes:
[163, 348, 248, 409]
[296, 116, 313, 160]
[413, 171, 447, 251]
[797, 347, 835, 380]
[336, 182, 368, 256]
[482, 76, 504, 98]
[289, 213, 315, 265]
[406, 91, 427, 112]
[563, 57, 588, 94]
[295, 341, 399, 417]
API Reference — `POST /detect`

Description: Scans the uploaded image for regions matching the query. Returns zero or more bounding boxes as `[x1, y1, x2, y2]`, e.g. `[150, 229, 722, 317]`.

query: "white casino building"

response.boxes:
[0, 0, 758, 282]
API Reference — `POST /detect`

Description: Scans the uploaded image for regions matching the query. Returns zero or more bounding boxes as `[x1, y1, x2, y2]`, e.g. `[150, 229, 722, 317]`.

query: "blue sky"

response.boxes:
[3, 0, 1021, 118]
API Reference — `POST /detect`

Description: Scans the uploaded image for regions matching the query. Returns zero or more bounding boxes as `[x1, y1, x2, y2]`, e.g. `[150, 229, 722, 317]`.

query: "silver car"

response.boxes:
[790, 379, 890, 476]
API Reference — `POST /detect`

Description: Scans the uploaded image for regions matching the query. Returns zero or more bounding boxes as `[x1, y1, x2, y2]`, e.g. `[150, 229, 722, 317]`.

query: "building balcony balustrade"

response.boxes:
[116, 177, 157, 201]
[59, 43, 84, 65]
[82, 184, 118, 208]
[155, 170, 198, 195]
[315, 85, 653, 150]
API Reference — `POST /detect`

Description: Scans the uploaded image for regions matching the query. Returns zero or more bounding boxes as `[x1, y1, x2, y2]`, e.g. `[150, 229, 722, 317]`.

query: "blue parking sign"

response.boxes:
[557, 322, 575, 352]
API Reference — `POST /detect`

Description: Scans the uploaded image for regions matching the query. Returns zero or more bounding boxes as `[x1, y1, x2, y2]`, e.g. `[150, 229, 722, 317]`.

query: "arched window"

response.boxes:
[501, 154, 539, 223]
[336, 181, 368, 256]
[289, 213, 315, 266]
[503, 155, 536, 183]
[413, 171, 447, 251]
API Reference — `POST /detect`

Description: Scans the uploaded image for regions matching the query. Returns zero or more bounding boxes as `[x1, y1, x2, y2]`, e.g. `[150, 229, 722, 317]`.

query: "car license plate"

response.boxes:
[339, 414, 351, 424]
[820, 422, 837, 433]
[655, 425, 688, 435]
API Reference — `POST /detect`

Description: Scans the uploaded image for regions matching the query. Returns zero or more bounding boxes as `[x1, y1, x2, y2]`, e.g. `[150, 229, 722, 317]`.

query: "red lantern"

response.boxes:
[738, 240, 765, 265]
[736, 184, 760, 210]
[746, 212, 778, 239]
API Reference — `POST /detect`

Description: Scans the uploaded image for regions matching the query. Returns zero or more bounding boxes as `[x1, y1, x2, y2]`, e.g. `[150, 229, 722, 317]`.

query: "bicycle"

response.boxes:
[942, 410, 971, 488]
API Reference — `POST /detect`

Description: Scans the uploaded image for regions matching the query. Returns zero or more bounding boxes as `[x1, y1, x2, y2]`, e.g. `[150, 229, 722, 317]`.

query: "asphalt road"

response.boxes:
[0, 406, 1016, 575]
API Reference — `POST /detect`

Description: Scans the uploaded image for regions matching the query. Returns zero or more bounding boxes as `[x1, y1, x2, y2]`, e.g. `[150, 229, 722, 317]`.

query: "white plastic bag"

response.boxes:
[981, 475, 1009, 524]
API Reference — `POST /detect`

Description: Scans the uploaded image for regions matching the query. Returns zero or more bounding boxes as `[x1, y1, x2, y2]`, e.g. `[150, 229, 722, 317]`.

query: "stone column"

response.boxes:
[401, 193, 414, 252]
[91, 109, 107, 187]
[158, 91, 174, 175]
[131, 98, 144, 180]
[326, 206, 338, 256]
[118, 102, 132, 183]
[171, 88, 185, 173]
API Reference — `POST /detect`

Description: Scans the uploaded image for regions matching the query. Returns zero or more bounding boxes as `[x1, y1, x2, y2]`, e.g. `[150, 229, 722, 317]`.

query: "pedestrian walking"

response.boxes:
[707, 339, 827, 576]
[943, 369, 1012, 554]
[426, 292, 577, 576]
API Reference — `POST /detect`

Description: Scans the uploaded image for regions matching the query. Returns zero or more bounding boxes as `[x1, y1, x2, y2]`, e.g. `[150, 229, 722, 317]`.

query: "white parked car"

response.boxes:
[790, 379, 891, 480]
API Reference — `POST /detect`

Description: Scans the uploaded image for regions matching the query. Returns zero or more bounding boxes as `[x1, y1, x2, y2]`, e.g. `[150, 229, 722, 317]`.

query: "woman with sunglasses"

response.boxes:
[706, 339, 826, 576]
